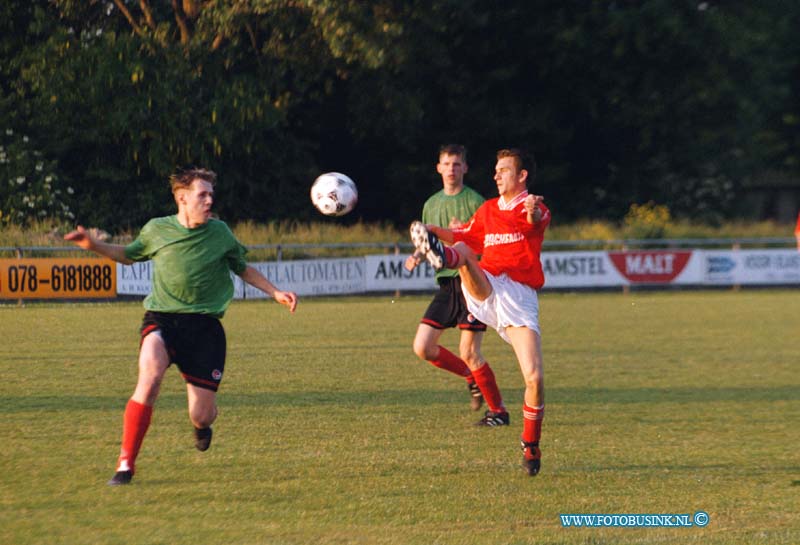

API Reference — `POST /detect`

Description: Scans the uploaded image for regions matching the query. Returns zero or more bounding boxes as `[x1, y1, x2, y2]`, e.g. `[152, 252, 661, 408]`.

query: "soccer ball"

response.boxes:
[310, 172, 358, 216]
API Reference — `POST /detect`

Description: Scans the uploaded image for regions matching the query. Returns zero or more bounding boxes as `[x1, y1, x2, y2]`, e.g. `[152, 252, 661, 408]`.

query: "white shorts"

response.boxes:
[462, 272, 540, 344]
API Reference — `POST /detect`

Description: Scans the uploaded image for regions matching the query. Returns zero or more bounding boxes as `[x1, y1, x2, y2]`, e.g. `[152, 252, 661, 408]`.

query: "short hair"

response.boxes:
[439, 144, 467, 162]
[169, 168, 217, 194]
[497, 148, 536, 182]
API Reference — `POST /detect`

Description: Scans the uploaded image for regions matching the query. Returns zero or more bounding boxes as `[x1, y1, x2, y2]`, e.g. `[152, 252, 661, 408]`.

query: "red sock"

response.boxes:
[429, 346, 471, 378]
[471, 363, 505, 413]
[117, 399, 153, 474]
[444, 246, 461, 268]
[522, 403, 544, 444]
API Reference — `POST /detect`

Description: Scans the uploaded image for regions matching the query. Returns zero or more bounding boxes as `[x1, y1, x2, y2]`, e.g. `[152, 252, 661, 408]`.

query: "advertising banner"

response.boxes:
[606, 250, 703, 285]
[703, 249, 800, 285]
[0, 257, 116, 299]
[114, 248, 800, 298]
[116, 261, 154, 296]
[608, 250, 693, 283]
[241, 258, 366, 298]
[542, 250, 704, 287]
[364, 254, 438, 292]
[542, 251, 621, 288]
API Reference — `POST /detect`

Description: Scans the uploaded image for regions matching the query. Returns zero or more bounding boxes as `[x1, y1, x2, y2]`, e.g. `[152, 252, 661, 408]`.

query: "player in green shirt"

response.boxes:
[65, 168, 297, 486]
[405, 145, 508, 423]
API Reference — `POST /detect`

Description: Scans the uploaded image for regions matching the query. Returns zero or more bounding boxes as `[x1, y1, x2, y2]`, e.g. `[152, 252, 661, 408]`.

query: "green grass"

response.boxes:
[1, 291, 798, 544]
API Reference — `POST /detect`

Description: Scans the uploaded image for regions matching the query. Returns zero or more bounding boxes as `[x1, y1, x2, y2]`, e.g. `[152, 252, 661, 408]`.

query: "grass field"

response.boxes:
[1, 290, 798, 545]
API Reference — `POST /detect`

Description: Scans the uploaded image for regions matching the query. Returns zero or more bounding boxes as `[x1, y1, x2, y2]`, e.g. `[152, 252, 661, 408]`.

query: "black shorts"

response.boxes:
[140, 311, 226, 392]
[421, 276, 487, 332]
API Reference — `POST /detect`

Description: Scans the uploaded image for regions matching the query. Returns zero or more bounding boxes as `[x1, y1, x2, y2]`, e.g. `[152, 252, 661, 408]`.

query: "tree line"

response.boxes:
[2, 1, 798, 231]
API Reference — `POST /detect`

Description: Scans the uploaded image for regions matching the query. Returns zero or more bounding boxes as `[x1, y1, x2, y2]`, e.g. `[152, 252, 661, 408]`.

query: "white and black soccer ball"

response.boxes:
[310, 172, 358, 217]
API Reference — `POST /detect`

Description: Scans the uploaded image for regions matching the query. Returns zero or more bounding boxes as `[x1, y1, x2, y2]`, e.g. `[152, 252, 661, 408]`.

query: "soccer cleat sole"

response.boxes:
[194, 427, 213, 452]
[522, 457, 541, 476]
[475, 411, 510, 427]
[410, 221, 444, 271]
[521, 441, 541, 476]
[108, 470, 133, 486]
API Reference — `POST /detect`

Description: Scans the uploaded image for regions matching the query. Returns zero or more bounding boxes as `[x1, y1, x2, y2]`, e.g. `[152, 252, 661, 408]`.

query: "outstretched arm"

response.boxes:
[427, 224, 455, 243]
[240, 265, 298, 313]
[64, 226, 133, 264]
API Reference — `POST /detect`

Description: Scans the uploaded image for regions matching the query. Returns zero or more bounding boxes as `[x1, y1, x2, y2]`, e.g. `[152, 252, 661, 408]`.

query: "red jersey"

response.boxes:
[452, 191, 551, 289]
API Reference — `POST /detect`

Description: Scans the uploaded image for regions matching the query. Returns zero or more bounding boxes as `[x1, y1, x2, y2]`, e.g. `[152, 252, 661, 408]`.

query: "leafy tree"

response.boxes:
[0, 128, 74, 225]
[3, 0, 799, 231]
[12, 0, 405, 229]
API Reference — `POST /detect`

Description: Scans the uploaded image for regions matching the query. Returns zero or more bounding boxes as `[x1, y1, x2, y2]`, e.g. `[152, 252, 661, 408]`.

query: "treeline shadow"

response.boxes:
[2, 385, 797, 414]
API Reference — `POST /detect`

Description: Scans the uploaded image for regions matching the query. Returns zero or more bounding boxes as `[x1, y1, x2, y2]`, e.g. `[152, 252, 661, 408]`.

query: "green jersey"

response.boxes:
[125, 216, 248, 318]
[421, 186, 485, 279]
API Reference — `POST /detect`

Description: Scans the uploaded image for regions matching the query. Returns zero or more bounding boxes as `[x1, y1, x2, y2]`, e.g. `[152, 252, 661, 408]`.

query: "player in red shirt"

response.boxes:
[410, 148, 550, 476]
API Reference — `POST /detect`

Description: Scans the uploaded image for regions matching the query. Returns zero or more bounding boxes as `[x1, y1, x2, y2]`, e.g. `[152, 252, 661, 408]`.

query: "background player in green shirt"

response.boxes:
[405, 145, 508, 424]
[65, 168, 297, 485]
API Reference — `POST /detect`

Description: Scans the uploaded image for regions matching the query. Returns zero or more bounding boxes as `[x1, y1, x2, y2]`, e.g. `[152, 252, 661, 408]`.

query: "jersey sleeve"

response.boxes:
[124, 220, 154, 262]
[215, 221, 248, 275]
[451, 204, 486, 254]
[535, 202, 551, 234]
[226, 241, 248, 276]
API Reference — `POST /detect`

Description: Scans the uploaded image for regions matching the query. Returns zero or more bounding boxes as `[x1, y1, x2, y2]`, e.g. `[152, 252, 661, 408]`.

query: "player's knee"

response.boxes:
[190, 405, 217, 429]
[412, 339, 425, 359]
[133, 375, 163, 404]
[522, 367, 543, 390]
[452, 241, 469, 255]
[459, 347, 482, 368]
[452, 242, 476, 263]
[412, 338, 438, 361]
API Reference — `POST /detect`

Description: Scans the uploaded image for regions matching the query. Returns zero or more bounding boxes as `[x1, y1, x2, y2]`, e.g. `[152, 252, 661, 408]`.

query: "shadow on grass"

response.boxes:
[2, 385, 798, 413]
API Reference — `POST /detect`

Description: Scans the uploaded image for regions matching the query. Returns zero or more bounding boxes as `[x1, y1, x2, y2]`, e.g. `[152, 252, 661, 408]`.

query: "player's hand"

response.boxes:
[404, 250, 423, 271]
[524, 194, 543, 213]
[274, 290, 298, 313]
[448, 217, 464, 229]
[63, 225, 95, 251]
[524, 195, 544, 221]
